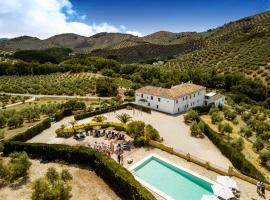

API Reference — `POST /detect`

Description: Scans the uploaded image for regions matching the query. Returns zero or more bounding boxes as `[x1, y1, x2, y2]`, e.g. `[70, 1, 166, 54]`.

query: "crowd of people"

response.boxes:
[91, 141, 115, 157]
[90, 141, 125, 165]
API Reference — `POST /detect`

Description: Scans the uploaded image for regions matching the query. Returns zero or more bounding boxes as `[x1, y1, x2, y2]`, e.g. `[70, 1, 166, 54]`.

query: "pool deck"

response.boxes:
[124, 147, 269, 200]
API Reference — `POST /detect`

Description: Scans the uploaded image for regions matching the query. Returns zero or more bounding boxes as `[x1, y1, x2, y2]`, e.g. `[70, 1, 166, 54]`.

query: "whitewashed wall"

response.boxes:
[135, 88, 206, 114]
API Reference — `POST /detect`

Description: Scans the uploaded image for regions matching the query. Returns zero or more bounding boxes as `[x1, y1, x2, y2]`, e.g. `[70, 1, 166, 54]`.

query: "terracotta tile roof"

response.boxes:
[210, 94, 225, 101]
[135, 83, 205, 99]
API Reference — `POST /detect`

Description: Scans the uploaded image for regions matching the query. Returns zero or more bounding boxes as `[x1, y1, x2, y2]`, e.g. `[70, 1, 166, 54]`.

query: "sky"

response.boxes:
[0, 0, 269, 39]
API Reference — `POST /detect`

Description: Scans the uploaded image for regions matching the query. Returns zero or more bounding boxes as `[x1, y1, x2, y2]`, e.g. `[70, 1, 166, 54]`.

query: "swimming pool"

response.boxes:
[129, 154, 215, 200]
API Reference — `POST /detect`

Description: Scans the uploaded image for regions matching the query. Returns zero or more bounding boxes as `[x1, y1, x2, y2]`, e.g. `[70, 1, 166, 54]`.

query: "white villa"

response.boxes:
[135, 83, 224, 114]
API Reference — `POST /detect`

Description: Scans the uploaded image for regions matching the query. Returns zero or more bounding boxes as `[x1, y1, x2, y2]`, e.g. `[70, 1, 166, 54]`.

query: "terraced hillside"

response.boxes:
[0, 72, 133, 96]
[91, 11, 270, 63]
[164, 13, 270, 85]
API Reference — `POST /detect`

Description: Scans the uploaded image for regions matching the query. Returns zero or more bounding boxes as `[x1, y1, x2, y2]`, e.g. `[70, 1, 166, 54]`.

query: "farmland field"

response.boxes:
[0, 72, 133, 96]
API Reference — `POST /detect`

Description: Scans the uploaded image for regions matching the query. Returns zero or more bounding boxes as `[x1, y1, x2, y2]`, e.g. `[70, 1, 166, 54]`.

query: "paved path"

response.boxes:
[0, 92, 111, 100]
[2, 97, 35, 109]
[30, 108, 232, 169]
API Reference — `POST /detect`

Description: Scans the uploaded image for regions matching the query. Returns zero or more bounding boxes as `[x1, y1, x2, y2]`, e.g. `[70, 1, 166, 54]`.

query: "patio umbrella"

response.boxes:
[93, 126, 101, 130]
[107, 126, 115, 131]
[201, 194, 219, 200]
[217, 176, 238, 189]
[211, 184, 235, 200]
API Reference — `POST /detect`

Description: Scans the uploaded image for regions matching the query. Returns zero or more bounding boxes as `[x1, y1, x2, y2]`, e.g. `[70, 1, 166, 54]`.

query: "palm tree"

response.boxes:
[92, 115, 107, 123]
[116, 113, 132, 124]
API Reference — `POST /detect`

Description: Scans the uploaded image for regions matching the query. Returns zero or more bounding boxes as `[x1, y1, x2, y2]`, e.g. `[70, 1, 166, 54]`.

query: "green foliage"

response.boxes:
[61, 169, 73, 182]
[74, 103, 151, 121]
[0, 114, 7, 128]
[208, 107, 219, 115]
[231, 137, 244, 151]
[211, 112, 223, 124]
[259, 150, 270, 170]
[218, 122, 233, 135]
[46, 167, 60, 183]
[200, 120, 267, 182]
[3, 142, 156, 200]
[253, 138, 264, 152]
[8, 117, 51, 142]
[7, 113, 24, 128]
[96, 78, 118, 97]
[224, 109, 237, 121]
[184, 109, 199, 123]
[13, 48, 72, 64]
[127, 121, 145, 138]
[62, 100, 86, 111]
[190, 121, 204, 138]
[0, 130, 4, 139]
[92, 115, 107, 122]
[21, 107, 40, 122]
[116, 113, 132, 124]
[32, 167, 72, 200]
[145, 124, 160, 141]
[56, 122, 127, 138]
[0, 151, 32, 185]
[242, 128, 253, 138]
[134, 136, 149, 147]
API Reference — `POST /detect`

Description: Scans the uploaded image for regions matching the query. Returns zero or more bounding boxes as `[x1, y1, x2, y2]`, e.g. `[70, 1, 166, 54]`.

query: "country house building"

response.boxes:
[135, 83, 224, 114]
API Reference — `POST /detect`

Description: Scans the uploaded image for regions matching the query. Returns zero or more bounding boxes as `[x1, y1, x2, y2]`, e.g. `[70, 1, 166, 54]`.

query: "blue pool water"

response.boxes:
[132, 156, 214, 200]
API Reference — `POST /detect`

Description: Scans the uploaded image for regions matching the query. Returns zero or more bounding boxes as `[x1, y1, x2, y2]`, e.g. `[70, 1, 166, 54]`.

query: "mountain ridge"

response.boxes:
[0, 11, 269, 64]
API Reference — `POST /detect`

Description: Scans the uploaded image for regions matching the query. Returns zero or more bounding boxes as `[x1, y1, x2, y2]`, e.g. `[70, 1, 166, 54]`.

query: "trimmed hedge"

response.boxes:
[3, 142, 156, 200]
[74, 103, 151, 120]
[55, 109, 73, 122]
[201, 120, 267, 182]
[56, 122, 127, 138]
[7, 118, 51, 142]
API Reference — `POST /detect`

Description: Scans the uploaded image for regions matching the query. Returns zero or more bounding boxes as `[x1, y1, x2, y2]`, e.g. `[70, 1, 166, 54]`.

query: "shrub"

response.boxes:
[96, 78, 118, 97]
[224, 109, 237, 121]
[7, 114, 24, 128]
[184, 110, 199, 123]
[190, 121, 204, 138]
[127, 121, 145, 138]
[32, 168, 72, 200]
[0, 114, 7, 128]
[92, 115, 107, 122]
[211, 112, 223, 124]
[134, 136, 149, 147]
[231, 137, 244, 151]
[3, 142, 156, 200]
[253, 138, 264, 152]
[259, 150, 270, 170]
[61, 169, 72, 182]
[145, 124, 160, 141]
[218, 122, 233, 135]
[8, 117, 51, 142]
[0, 151, 32, 185]
[208, 107, 219, 115]
[56, 122, 127, 138]
[116, 113, 132, 124]
[243, 128, 253, 138]
[200, 120, 266, 181]
[46, 167, 60, 183]
[0, 130, 4, 140]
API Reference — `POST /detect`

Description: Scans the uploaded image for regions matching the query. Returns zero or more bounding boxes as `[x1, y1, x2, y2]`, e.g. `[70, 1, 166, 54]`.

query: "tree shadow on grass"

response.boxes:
[9, 176, 30, 190]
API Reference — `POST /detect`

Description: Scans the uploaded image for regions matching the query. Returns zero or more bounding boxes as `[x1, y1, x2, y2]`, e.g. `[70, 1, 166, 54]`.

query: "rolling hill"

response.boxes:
[0, 11, 269, 66]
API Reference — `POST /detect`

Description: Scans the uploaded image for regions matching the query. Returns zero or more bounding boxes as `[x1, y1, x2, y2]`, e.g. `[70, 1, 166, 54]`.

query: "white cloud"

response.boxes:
[0, 0, 142, 39]
[126, 31, 142, 37]
[80, 14, 87, 20]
